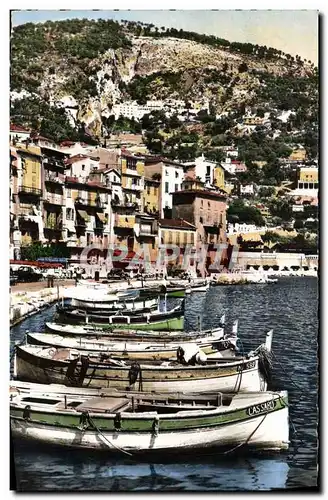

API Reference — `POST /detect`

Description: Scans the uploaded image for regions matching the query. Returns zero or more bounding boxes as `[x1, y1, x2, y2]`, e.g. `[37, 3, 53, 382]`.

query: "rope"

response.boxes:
[271, 351, 303, 390]
[232, 357, 245, 393]
[221, 392, 278, 455]
[85, 412, 133, 457]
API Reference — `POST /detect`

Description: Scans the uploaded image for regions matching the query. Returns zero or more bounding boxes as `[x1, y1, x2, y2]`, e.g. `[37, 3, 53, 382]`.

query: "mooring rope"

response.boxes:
[81, 411, 133, 457]
[270, 351, 303, 390]
[221, 392, 278, 455]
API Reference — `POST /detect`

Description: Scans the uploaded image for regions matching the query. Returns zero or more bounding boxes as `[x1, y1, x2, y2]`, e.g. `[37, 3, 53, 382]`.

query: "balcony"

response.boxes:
[114, 214, 135, 229]
[75, 196, 107, 208]
[138, 227, 156, 238]
[45, 171, 65, 184]
[124, 183, 143, 191]
[18, 205, 38, 216]
[43, 193, 64, 205]
[44, 221, 63, 231]
[43, 158, 66, 169]
[18, 186, 42, 196]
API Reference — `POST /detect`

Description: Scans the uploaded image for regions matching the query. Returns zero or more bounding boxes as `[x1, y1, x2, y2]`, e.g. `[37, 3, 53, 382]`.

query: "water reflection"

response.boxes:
[10, 278, 318, 491]
[12, 440, 290, 491]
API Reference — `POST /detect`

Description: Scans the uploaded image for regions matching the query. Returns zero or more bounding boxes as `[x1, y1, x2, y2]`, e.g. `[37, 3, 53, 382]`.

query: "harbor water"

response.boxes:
[10, 277, 319, 491]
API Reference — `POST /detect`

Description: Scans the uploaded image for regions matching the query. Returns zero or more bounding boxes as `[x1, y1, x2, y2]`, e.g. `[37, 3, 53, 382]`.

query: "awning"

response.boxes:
[96, 212, 106, 222]
[77, 210, 88, 220]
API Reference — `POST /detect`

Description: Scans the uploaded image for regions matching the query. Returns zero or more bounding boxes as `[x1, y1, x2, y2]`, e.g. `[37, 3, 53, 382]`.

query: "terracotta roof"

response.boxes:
[87, 180, 109, 188]
[172, 189, 227, 199]
[136, 154, 184, 168]
[64, 154, 89, 165]
[159, 218, 196, 230]
[65, 176, 111, 190]
[32, 134, 54, 142]
[10, 124, 30, 133]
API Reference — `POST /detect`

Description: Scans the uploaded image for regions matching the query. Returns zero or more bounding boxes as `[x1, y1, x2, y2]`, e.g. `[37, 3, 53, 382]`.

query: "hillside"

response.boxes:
[10, 18, 318, 161]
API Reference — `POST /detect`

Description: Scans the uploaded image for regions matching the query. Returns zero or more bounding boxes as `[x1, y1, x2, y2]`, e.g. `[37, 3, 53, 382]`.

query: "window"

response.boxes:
[208, 201, 210, 207]
[304, 183, 309, 189]
[200, 216, 203, 223]
[165, 182, 169, 193]
[66, 208, 74, 221]
[175, 171, 179, 178]
[82, 165, 85, 171]
[309, 183, 314, 189]
[299, 183, 304, 189]
[184, 232, 188, 244]
[147, 186, 150, 195]
[201, 200, 203, 206]
[165, 169, 169, 176]
[32, 161, 37, 174]
[127, 158, 137, 170]
[206, 166, 210, 174]
[175, 184, 179, 192]
[314, 183, 318, 189]
[176, 232, 180, 245]
[190, 233, 195, 245]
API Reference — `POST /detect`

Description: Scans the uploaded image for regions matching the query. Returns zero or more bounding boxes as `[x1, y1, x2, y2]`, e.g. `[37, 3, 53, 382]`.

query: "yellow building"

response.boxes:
[16, 143, 43, 246]
[289, 147, 307, 162]
[121, 153, 144, 210]
[299, 167, 318, 184]
[16, 143, 42, 192]
[243, 117, 264, 126]
[143, 178, 160, 215]
[214, 165, 225, 190]
[158, 219, 196, 246]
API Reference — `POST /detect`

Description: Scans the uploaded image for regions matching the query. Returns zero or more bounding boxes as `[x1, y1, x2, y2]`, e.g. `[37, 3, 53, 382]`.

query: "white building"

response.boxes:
[111, 98, 210, 123]
[227, 222, 267, 235]
[10, 124, 31, 143]
[65, 154, 99, 180]
[183, 155, 217, 188]
[240, 184, 255, 196]
[288, 167, 318, 199]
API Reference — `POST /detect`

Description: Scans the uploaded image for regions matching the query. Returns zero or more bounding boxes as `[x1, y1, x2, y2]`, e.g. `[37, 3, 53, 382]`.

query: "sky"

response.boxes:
[10, 9, 318, 64]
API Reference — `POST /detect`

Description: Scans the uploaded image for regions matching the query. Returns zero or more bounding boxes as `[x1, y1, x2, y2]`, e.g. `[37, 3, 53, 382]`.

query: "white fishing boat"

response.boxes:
[14, 331, 273, 393]
[188, 283, 210, 293]
[26, 330, 238, 360]
[44, 318, 229, 341]
[10, 383, 289, 454]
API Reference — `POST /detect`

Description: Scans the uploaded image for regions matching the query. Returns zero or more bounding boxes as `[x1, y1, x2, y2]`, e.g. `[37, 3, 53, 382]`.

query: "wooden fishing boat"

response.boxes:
[14, 331, 273, 393]
[188, 283, 210, 293]
[166, 288, 186, 298]
[25, 331, 238, 360]
[56, 302, 185, 331]
[10, 383, 289, 454]
[45, 322, 228, 342]
[58, 298, 159, 316]
[69, 295, 158, 311]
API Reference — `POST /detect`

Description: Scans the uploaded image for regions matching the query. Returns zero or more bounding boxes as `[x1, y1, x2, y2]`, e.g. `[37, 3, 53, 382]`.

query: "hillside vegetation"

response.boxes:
[10, 18, 318, 163]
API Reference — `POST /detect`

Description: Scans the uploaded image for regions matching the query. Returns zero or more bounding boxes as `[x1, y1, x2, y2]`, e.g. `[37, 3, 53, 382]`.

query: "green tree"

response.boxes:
[227, 200, 264, 226]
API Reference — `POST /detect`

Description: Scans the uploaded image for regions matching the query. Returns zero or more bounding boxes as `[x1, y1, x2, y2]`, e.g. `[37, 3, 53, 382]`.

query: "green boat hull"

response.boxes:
[85, 316, 184, 331]
[167, 290, 186, 298]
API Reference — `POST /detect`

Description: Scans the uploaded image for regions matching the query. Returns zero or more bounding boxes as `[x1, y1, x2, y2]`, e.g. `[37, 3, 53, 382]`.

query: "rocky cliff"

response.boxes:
[10, 19, 317, 142]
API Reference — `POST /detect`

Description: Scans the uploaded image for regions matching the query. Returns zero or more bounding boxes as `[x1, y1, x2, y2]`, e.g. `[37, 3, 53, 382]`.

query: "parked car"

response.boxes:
[16, 266, 42, 283]
[10, 269, 18, 286]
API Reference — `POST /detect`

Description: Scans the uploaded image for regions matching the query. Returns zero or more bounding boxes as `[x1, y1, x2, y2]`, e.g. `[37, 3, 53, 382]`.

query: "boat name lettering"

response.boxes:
[246, 399, 276, 417]
[237, 360, 256, 372]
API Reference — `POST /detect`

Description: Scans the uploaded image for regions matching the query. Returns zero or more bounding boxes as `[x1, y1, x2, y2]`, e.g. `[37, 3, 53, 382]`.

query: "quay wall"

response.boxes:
[236, 252, 318, 270]
[10, 285, 73, 326]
